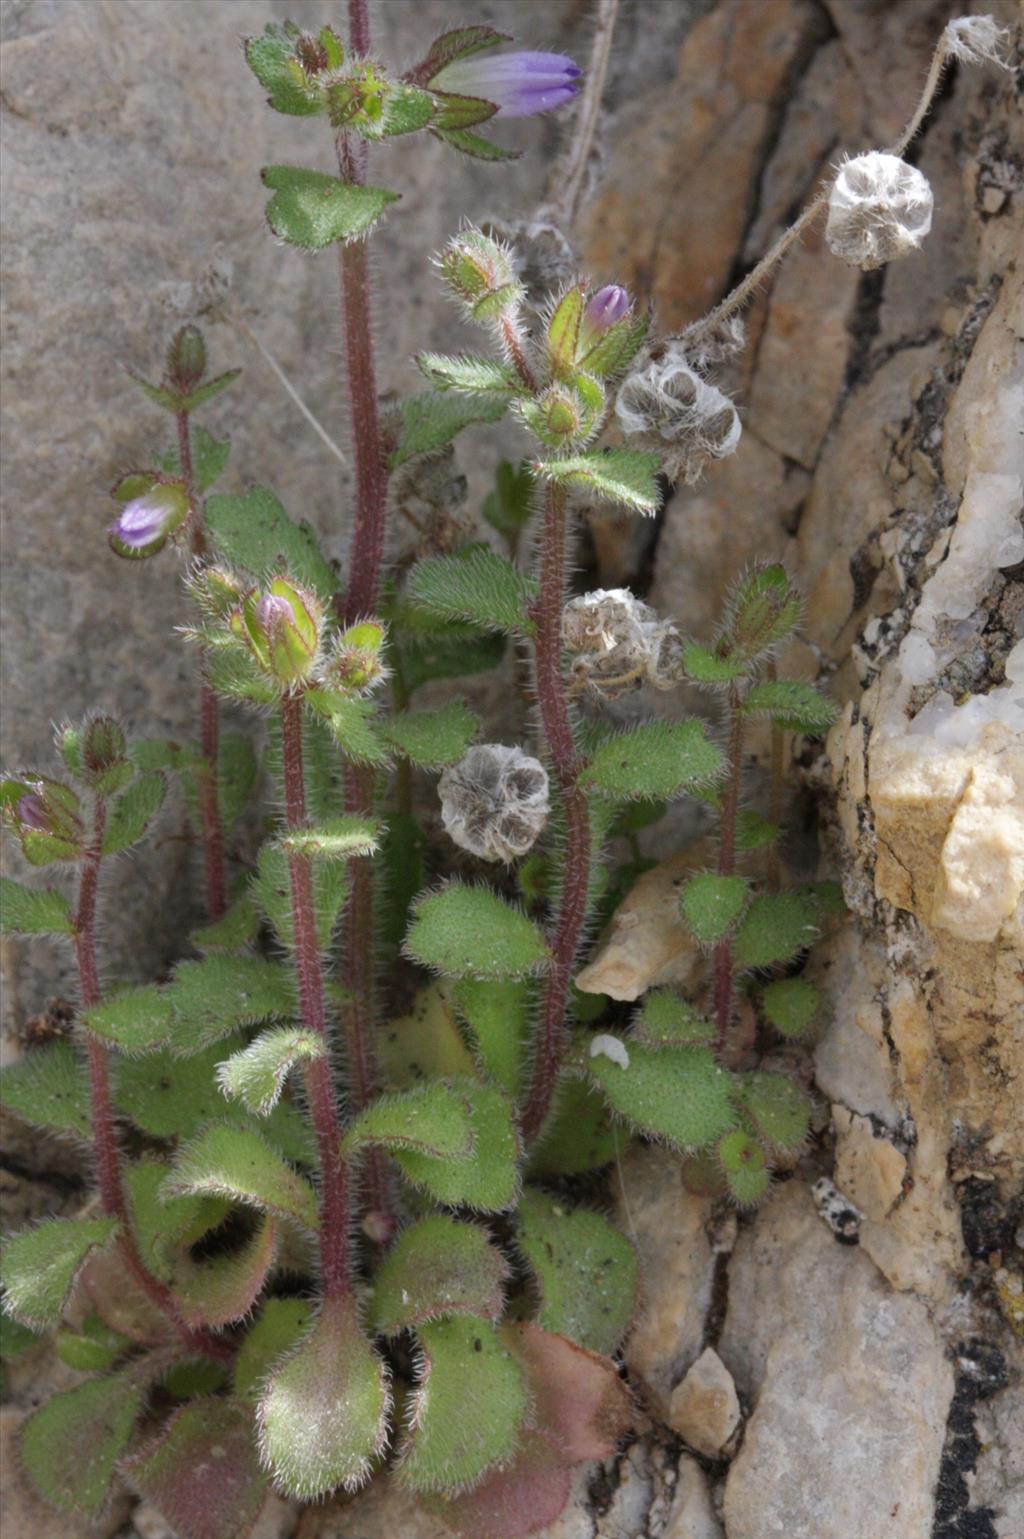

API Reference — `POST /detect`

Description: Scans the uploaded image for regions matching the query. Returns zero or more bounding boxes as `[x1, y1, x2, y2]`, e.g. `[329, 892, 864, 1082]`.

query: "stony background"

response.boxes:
[1, 2, 1021, 1538]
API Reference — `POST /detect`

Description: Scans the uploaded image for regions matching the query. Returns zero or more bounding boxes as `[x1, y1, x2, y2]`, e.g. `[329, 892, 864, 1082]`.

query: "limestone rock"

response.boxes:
[667, 1347, 742, 1458]
[832, 1105, 907, 1221]
[662, 1455, 724, 1539]
[615, 1144, 715, 1415]
[720, 1183, 954, 1539]
[575, 842, 710, 1002]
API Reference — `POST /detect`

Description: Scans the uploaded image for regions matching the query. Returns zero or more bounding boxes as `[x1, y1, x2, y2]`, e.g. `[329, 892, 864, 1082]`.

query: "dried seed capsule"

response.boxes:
[825, 152, 933, 271]
[943, 15, 1011, 69]
[562, 588, 681, 698]
[615, 341, 741, 485]
[439, 744, 550, 863]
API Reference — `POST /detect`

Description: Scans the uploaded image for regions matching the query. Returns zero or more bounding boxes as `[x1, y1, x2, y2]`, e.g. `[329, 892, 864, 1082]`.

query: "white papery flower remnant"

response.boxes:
[439, 744, 550, 863]
[615, 341, 741, 486]
[562, 588, 682, 699]
[943, 15, 1011, 68]
[825, 152, 934, 271]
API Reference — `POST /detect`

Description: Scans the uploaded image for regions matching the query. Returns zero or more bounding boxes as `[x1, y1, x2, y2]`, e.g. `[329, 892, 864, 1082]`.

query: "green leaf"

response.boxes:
[257, 1297, 389, 1498]
[761, 976, 819, 1038]
[368, 1216, 509, 1335]
[389, 390, 508, 468]
[736, 811, 779, 851]
[407, 546, 536, 636]
[82, 985, 172, 1056]
[205, 647, 279, 706]
[527, 1079, 619, 1176]
[305, 691, 389, 765]
[391, 606, 506, 695]
[404, 883, 549, 980]
[372, 82, 436, 138]
[101, 771, 165, 854]
[234, 1297, 313, 1402]
[679, 873, 750, 946]
[433, 126, 520, 162]
[417, 354, 522, 397]
[717, 1128, 771, 1207]
[383, 702, 478, 769]
[171, 1216, 279, 1330]
[533, 449, 662, 515]
[546, 286, 585, 377]
[393, 1082, 519, 1213]
[182, 370, 242, 413]
[127, 370, 182, 413]
[122, 1399, 269, 1539]
[205, 486, 336, 600]
[732, 893, 818, 970]
[0, 1314, 40, 1362]
[1, 1217, 119, 1328]
[581, 720, 723, 800]
[398, 1317, 527, 1492]
[517, 1190, 638, 1356]
[0, 1041, 90, 1137]
[54, 1314, 127, 1374]
[261, 166, 398, 250]
[166, 955, 298, 1053]
[735, 1071, 811, 1153]
[451, 978, 528, 1095]
[253, 845, 348, 952]
[481, 459, 534, 542]
[190, 892, 261, 953]
[22, 1370, 144, 1515]
[0, 877, 73, 936]
[156, 425, 230, 494]
[378, 813, 427, 953]
[376, 982, 477, 1089]
[166, 1122, 317, 1228]
[588, 1042, 737, 1150]
[682, 642, 748, 685]
[245, 23, 326, 116]
[217, 1028, 324, 1116]
[125, 1159, 227, 1283]
[277, 815, 381, 862]
[216, 731, 260, 825]
[162, 1359, 230, 1399]
[632, 990, 715, 1046]
[741, 680, 837, 734]
[344, 1081, 475, 1160]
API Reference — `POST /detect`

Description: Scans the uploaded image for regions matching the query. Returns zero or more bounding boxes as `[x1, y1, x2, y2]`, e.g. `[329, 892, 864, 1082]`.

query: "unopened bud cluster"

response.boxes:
[562, 589, 681, 698]
[439, 744, 550, 863]
[825, 152, 933, 271]
[616, 341, 741, 486]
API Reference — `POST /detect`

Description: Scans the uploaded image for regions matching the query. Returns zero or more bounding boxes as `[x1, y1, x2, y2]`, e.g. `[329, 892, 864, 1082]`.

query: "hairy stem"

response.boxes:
[179, 409, 227, 922]
[521, 483, 591, 1145]
[280, 692, 352, 1299]
[684, 28, 953, 347]
[712, 685, 743, 1050]
[75, 801, 229, 1358]
[347, 0, 371, 57]
[550, 0, 620, 227]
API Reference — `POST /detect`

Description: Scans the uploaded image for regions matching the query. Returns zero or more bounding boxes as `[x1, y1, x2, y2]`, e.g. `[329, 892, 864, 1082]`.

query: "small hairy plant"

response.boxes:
[0, 8, 1012, 1539]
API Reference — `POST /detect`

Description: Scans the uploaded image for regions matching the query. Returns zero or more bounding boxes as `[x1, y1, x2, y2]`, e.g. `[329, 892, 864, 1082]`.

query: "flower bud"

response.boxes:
[562, 588, 681, 699]
[825, 152, 933, 271]
[108, 478, 189, 559]
[480, 217, 576, 314]
[581, 285, 630, 341]
[231, 578, 322, 687]
[615, 342, 741, 486]
[439, 744, 550, 863]
[1, 776, 84, 864]
[319, 621, 388, 695]
[438, 228, 523, 321]
[165, 325, 206, 394]
[190, 565, 246, 619]
[723, 564, 801, 661]
[79, 716, 133, 794]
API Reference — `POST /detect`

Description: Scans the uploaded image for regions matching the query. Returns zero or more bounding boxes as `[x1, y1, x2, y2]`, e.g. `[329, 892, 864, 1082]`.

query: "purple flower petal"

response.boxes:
[109, 494, 168, 550]
[255, 593, 295, 632]
[432, 50, 580, 118]
[585, 285, 631, 333]
[15, 792, 48, 831]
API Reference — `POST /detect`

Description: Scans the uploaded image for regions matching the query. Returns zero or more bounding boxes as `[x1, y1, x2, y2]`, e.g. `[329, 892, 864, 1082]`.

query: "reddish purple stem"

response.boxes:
[521, 483, 591, 1145]
[280, 692, 352, 1299]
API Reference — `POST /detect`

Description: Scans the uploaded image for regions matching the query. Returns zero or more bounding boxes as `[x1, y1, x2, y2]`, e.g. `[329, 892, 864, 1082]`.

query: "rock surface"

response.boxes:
[668, 1347, 742, 1459]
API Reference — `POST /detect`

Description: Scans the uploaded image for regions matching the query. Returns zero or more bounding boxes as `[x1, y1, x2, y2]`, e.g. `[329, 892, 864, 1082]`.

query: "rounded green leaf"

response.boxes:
[717, 1128, 771, 1207]
[679, 872, 750, 946]
[517, 1190, 638, 1356]
[404, 883, 549, 981]
[393, 1081, 520, 1213]
[344, 1082, 475, 1160]
[581, 721, 723, 801]
[1, 1216, 119, 1328]
[740, 679, 836, 734]
[164, 1122, 318, 1229]
[0, 877, 73, 936]
[761, 976, 819, 1038]
[22, 1371, 144, 1515]
[632, 990, 715, 1046]
[367, 1216, 509, 1335]
[122, 1399, 268, 1539]
[732, 894, 818, 970]
[383, 702, 479, 769]
[257, 1297, 389, 1499]
[82, 985, 172, 1056]
[235, 1297, 313, 1402]
[217, 1028, 324, 1116]
[397, 1316, 527, 1492]
[0, 1041, 90, 1137]
[735, 1071, 811, 1154]
[262, 165, 398, 250]
[587, 1042, 737, 1150]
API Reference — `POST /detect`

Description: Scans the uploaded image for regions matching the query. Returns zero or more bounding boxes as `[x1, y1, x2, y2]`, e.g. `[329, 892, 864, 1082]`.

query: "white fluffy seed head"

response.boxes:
[944, 15, 1012, 68]
[826, 152, 934, 271]
[562, 588, 681, 699]
[439, 744, 550, 863]
[615, 342, 742, 485]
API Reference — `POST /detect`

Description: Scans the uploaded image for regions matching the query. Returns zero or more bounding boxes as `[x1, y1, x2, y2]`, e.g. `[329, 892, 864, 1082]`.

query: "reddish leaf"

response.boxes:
[123, 1398, 268, 1539]
[78, 1246, 167, 1344]
[172, 1217, 278, 1328]
[507, 1322, 632, 1461]
[427, 1431, 571, 1539]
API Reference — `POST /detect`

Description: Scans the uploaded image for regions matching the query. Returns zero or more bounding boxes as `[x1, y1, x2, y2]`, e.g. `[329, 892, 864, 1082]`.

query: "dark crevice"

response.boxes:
[0, 1150, 85, 1199]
